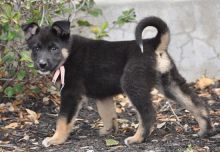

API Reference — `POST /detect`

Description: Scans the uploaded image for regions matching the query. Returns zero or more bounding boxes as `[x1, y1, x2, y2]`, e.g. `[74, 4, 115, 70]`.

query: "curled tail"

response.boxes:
[135, 16, 170, 53]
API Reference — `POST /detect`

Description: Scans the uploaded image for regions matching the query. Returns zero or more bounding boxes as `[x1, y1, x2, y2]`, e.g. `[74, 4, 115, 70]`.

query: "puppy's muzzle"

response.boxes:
[38, 60, 48, 71]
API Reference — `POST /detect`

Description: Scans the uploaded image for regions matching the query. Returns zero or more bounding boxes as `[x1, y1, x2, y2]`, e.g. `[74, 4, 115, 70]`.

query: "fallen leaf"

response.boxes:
[19, 134, 29, 141]
[105, 139, 119, 147]
[0, 140, 10, 144]
[131, 122, 139, 129]
[119, 100, 129, 107]
[183, 124, 189, 132]
[4, 122, 19, 129]
[43, 97, 50, 105]
[213, 88, 220, 96]
[210, 134, 220, 139]
[195, 76, 215, 89]
[87, 106, 93, 111]
[26, 109, 40, 124]
[157, 122, 166, 129]
[175, 126, 184, 133]
[115, 107, 123, 113]
[121, 123, 129, 129]
[192, 125, 200, 132]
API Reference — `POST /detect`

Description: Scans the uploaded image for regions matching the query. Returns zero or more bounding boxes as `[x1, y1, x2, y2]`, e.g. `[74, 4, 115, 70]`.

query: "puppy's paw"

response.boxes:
[42, 136, 66, 147]
[124, 136, 144, 146]
[99, 119, 118, 136]
[99, 128, 112, 136]
[42, 137, 53, 147]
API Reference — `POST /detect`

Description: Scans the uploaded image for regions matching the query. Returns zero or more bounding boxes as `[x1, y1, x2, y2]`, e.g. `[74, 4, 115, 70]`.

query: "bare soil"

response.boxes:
[1, 81, 220, 152]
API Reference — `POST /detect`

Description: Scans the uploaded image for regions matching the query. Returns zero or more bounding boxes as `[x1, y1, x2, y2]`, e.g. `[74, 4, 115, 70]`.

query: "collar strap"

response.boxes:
[52, 65, 65, 91]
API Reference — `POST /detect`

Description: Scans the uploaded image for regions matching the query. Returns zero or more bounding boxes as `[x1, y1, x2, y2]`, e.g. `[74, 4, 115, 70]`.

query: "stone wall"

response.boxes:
[74, 0, 220, 82]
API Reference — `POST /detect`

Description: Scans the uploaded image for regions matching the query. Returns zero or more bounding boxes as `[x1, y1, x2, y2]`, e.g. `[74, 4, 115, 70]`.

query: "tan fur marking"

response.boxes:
[155, 32, 172, 73]
[156, 32, 170, 52]
[124, 114, 145, 145]
[42, 101, 83, 147]
[169, 82, 208, 135]
[96, 97, 118, 135]
[61, 48, 69, 59]
[51, 117, 72, 143]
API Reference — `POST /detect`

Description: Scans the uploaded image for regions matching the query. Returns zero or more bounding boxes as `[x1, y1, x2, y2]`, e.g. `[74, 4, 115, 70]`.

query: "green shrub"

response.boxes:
[0, 0, 136, 99]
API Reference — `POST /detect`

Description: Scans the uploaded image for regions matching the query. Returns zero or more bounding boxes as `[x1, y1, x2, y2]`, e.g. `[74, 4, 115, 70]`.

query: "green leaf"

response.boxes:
[90, 26, 99, 34]
[13, 84, 24, 93]
[17, 70, 26, 80]
[2, 52, 15, 63]
[31, 86, 41, 94]
[77, 20, 92, 27]
[27, 63, 34, 68]
[101, 22, 108, 31]
[7, 31, 16, 40]
[20, 51, 32, 62]
[2, 3, 12, 18]
[4, 87, 15, 98]
[88, 8, 102, 17]
[105, 139, 119, 147]
[79, 0, 95, 11]
[12, 12, 21, 23]
[114, 8, 136, 26]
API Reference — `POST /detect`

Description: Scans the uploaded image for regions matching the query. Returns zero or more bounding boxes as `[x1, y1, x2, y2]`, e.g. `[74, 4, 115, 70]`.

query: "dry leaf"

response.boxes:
[117, 118, 129, 124]
[213, 88, 220, 96]
[131, 122, 139, 129]
[157, 122, 166, 129]
[26, 108, 40, 124]
[115, 107, 123, 113]
[87, 106, 93, 111]
[175, 126, 184, 133]
[195, 76, 215, 89]
[192, 125, 200, 132]
[183, 124, 189, 132]
[4, 122, 19, 129]
[43, 97, 50, 104]
[0, 140, 10, 144]
[19, 134, 30, 141]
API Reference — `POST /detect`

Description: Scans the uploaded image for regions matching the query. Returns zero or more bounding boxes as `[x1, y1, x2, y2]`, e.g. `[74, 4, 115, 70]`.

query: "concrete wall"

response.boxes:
[74, 0, 220, 82]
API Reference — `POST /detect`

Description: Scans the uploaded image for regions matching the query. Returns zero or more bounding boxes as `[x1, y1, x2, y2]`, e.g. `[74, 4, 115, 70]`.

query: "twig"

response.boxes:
[70, 0, 87, 22]
[1, 75, 17, 91]
[166, 101, 184, 128]
[0, 144, 23, 151]
[0, 78, 14, 81]
[166, 101, 181, 122]
[75, 0, 87, 12]
[0, 144, 14, 148]
[39, 5, 45, 26]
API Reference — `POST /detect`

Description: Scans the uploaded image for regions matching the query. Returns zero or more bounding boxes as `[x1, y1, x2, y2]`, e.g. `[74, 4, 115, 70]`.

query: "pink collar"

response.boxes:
[52, 65, 65, 91]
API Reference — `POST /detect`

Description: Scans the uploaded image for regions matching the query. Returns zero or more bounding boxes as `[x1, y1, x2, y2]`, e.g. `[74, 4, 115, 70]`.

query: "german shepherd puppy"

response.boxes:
[22, 16, 211, 147]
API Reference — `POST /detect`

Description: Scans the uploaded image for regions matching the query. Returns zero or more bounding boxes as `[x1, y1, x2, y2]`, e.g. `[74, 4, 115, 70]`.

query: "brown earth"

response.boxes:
[1, 77, 220, 152]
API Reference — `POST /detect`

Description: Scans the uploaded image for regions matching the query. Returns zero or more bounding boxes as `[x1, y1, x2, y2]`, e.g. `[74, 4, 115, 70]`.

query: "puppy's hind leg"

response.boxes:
[121, 67, 156, 145]
[96, 97, 118, 135]
[160, 67, 211, 137]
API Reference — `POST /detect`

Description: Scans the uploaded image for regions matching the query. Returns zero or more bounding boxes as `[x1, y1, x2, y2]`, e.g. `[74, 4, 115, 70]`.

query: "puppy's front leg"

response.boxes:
[96, 97, 118, 135]
[42, 87, 83, 147]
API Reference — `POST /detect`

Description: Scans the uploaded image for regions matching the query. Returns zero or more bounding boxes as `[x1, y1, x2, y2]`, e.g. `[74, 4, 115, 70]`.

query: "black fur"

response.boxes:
[22, 16, 211, 146]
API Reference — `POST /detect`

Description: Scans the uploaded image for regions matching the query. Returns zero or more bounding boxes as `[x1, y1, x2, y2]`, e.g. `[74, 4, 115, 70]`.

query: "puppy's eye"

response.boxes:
[51, 47, 58, 51]
[33, 47, 39, 52]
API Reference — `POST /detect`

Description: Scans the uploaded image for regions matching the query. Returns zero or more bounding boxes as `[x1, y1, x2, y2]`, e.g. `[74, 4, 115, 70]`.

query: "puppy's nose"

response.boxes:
[38, 60, 48, 69]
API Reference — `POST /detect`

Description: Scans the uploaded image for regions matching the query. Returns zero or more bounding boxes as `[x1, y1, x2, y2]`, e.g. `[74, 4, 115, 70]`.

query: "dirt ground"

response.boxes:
[1, 77, 220, 152]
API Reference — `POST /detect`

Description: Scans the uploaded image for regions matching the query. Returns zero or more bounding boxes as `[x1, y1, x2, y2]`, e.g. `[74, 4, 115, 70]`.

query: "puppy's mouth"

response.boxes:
[37, 70, 51, 75]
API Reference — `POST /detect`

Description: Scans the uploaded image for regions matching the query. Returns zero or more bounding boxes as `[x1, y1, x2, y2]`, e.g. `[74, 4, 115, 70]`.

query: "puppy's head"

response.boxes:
[22, 21, 70, 75]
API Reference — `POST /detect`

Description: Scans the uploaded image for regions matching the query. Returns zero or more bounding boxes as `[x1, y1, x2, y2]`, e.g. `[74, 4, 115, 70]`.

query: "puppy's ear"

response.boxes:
[22, 23, 40, 40]
[51, 20, 70, 39]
